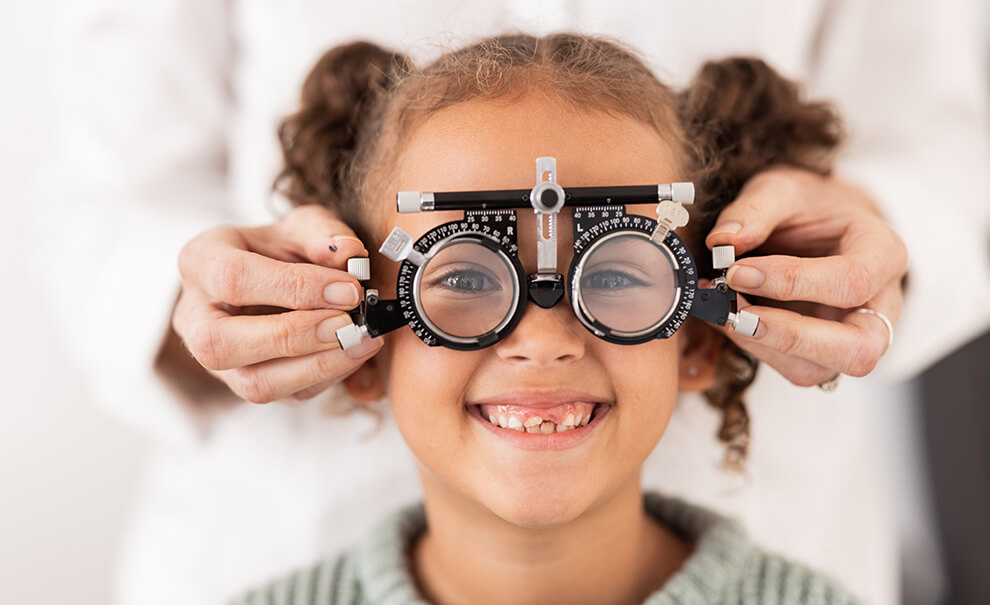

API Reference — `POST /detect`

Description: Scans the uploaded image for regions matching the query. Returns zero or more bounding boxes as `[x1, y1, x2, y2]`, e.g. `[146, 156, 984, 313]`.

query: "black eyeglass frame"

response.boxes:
[334, 158, 758, 351]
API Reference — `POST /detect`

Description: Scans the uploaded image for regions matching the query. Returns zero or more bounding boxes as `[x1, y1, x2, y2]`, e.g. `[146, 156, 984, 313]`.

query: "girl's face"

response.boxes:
[367, 94, 715, 528]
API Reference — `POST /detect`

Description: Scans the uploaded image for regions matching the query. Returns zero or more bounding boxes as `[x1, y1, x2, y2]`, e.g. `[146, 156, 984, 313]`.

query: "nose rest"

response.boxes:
[527, 273, 565, 308]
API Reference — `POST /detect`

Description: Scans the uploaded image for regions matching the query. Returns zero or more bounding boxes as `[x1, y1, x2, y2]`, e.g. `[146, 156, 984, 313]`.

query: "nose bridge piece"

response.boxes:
[527, 272, 566, 308]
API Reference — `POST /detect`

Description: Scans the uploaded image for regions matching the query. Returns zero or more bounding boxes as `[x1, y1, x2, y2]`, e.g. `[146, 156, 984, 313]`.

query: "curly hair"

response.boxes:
[275, 34, 843, 467]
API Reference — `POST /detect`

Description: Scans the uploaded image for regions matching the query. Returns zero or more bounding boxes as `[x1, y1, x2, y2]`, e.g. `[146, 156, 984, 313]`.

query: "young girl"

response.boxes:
[233, 34, 857, 604]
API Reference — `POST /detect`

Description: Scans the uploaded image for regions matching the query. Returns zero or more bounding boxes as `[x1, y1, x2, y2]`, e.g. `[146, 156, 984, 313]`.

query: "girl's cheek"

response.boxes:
[382, 335, 416, 400]
[591, 341, 681, 416]
[385, 333, 461, 399]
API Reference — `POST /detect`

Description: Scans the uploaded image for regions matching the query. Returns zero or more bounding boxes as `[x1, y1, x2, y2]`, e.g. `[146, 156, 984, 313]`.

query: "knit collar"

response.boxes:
[640, 492, 754, 604]
[351, 491, 754, 605]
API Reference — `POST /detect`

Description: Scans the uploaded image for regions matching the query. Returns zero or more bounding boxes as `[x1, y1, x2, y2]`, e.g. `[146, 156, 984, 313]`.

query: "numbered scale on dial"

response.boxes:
[568, 205, 696, 344]
[393, 210, 526, 350]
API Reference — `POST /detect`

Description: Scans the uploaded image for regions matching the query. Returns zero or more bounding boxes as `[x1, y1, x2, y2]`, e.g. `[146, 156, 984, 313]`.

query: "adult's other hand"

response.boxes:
[706, 166, 908, 387]
[172, 204, 382, 403]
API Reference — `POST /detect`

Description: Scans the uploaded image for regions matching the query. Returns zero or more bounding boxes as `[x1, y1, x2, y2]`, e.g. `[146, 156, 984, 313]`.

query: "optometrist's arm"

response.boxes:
[707, 0, 990, 387]
[706, 167, 908, 387]
[164, 204, 383, 405]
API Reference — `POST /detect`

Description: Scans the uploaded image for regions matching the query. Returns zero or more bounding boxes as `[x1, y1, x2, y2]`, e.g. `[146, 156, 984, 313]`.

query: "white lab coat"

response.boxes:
[34, 1, 990, 604]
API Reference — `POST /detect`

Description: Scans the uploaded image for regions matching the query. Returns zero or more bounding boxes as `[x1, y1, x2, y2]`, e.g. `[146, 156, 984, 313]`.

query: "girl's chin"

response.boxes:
[469, 475, 598, 529]
[486, 498, 588, 530]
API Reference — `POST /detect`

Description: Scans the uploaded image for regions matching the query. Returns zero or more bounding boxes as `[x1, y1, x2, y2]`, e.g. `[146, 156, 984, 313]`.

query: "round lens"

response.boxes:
[417, 241, 517, 338]
[576, 233, 677, 335]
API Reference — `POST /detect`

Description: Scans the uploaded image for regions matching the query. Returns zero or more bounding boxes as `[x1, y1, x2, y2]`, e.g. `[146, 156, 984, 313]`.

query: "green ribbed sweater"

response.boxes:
[230, 492, 861, 605]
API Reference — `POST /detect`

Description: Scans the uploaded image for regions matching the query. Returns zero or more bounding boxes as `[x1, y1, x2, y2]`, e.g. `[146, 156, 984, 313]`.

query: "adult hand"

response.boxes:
[706, 166, 908, 387]
[172, 204, 382, 403]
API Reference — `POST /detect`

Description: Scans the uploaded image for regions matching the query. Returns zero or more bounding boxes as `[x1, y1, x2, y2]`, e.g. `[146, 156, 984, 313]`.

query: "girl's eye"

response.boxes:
[429, 268, 502, 293]
[582, 269, 648, 291]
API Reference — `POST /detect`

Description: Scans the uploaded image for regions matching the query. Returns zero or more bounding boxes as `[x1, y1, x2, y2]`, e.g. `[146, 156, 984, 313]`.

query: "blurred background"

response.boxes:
[1, 2, 987, 604]
[1, 1, 149, 604]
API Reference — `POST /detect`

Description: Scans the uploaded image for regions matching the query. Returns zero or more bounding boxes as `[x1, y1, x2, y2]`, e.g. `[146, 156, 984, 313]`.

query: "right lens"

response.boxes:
[417, 240, 517, 338]
[575, 233, 677, 335]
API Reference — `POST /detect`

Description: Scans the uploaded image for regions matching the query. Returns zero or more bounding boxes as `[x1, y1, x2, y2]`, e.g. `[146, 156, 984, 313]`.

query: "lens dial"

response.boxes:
[568, 206, 696, 344]
[396, 210, 525, 349]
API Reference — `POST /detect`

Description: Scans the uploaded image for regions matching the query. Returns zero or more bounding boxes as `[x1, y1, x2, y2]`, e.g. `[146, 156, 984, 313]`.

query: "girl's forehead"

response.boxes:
[394, 95, 683, 193]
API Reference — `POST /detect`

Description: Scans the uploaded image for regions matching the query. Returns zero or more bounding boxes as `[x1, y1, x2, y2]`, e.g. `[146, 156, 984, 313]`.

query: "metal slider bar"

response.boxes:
[396, 183, 694, 213]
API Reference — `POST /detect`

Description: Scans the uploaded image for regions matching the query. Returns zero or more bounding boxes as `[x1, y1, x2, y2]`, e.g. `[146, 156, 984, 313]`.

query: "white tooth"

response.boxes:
[564, 413, 575, 426]
[524, 416, 542, 428]
[526, 426, 541, 434]
[556, 424, 573, 433]
[498, 415, 510, 429]
[580, 413, 591, 427]
[573, 414, 584, 427]
[488, 414, 497, 425]
[508, 416, 523, 429]
[540, 421, 555, 434]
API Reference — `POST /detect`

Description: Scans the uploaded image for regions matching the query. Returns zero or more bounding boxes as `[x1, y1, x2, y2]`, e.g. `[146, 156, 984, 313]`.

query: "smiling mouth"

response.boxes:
[468, 401, 610, 434]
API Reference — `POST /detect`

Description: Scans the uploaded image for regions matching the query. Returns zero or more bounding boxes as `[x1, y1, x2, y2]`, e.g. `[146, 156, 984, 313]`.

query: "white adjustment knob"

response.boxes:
[346, 257, 371, 281]
[379, 226, 427, 266]
[728, 310, 760, 337]
[671, 182, 695, 205]
[396, 191, 422, 213]
[336, 323, 369, 350]
[712, 245, 735, 270]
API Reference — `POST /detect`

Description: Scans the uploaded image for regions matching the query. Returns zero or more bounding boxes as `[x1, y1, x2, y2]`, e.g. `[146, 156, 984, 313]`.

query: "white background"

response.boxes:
[1, 2, 148, 603]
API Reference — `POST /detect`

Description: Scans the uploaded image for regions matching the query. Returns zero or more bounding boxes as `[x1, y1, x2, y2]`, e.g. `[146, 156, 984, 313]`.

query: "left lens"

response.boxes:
[574, 233, 677, 335]
[417, 240, 517, 338]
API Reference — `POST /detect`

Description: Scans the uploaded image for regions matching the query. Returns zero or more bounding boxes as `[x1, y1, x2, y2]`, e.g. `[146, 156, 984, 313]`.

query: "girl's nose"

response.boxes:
[494, 302, 585, 366]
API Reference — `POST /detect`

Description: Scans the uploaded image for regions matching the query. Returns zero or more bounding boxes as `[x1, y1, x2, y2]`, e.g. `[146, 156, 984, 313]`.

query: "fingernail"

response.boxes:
[751, 318, 767, 339]
[324, 282, 359, 307]
[346, 335, 383, 359]
[317, 315, 351, 343]
[711, 221, 742, 236]
[727, 265, 765, 290]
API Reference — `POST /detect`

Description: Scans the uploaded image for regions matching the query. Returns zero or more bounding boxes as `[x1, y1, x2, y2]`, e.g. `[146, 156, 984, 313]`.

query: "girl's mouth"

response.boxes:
[464, 400, 612, 450]
[475, 401, 600, 433]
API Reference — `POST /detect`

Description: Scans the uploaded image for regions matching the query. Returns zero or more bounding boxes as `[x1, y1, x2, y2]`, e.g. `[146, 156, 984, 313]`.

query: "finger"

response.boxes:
[725, 217, 906, 308]
[241, 204, 369, 269]
[841, 279, 902, 350]
[289, 380, 336, 402]
[179, 228, 361, 310]
[729, 303, 892, 378]
[182, 308, 357, 372]
[172, 284, 223, 337]
[704, 169, 805, 253]
[725, 330, 836, 387]
[170, 286, 231, 385]
[223, 336, 383, 404]
[278, 204, 369, 268]
[290, 361, 377, 403]
[717, 290, 836, 387]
